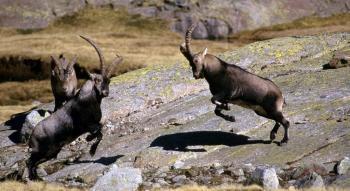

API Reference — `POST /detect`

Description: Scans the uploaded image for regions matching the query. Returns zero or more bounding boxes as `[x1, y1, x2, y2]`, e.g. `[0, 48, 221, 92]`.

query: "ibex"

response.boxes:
[26, 36, 123, 180]
[50, 54, 78, 111]
[180, 23, 290, 145]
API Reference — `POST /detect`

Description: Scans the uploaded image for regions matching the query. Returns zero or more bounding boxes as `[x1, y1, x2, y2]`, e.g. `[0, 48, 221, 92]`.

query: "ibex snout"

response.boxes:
[102, 90, 109, 97]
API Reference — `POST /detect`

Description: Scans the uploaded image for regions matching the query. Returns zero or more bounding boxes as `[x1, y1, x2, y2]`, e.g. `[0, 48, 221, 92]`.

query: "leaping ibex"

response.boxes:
[179, 23, 290, 145]
[50, 54, 78, 111]
[26, 36, 123, 180]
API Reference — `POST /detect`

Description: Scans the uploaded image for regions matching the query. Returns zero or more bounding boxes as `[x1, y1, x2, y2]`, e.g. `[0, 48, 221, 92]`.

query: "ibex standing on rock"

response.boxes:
[50, 54, 78, 111]
[179, 23, 290, 145]
[26, 36, 123, 180]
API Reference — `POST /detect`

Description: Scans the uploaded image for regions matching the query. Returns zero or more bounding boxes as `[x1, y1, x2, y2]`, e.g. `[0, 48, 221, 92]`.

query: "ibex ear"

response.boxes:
[105, 54, 123, 79]
[179, 43, 187, 54]
[201, 48, 208, 57]
[87, 71, 95, 80]
[69, 55, 77, 67]
[50, 55, 59, 70]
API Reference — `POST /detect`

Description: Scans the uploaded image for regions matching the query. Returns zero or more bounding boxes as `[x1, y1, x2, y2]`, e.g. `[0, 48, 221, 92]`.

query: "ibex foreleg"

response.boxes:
[211, 93, 235, 122]
[211, 93, 230, 110]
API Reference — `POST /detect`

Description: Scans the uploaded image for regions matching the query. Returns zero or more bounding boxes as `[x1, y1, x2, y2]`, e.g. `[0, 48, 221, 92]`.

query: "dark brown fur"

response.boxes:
[26, 36, 123, 180]
[180, 23, 290, 145]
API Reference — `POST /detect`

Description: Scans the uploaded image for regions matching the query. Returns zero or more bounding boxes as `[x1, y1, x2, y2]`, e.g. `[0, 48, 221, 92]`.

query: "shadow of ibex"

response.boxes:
[150, 131, 271, 152]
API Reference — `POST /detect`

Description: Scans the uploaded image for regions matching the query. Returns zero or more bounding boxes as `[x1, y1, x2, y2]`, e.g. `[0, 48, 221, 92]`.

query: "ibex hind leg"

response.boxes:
[89, 131, 103, 156]
[27, 152, 45, 180]
[270, 122, 280, 141]
[271, 111, 290, 146]
[254, 108, 280, 142]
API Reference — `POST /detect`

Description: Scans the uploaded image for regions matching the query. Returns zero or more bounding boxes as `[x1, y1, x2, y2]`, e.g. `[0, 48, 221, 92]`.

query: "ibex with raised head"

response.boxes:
[26, 36, 123, 180]
[180, 23, 290, 145]
[50, 54, 78, 111]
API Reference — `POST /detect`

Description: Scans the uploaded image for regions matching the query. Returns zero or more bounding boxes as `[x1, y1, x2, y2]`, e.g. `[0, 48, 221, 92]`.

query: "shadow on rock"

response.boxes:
[150, 131, 271, 152]
[73, 155, 124, 166]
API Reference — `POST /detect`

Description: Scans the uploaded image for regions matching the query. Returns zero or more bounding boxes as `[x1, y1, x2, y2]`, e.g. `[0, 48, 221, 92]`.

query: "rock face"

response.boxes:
[1, 0, 350, 38]
[0, 33, 350, 189]
[91, 165, 142, 191]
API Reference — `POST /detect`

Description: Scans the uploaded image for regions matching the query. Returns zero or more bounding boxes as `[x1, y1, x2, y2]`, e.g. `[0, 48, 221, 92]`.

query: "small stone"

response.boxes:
[141, 181, 152, 188]
[292, 163, 328, 179]
[212, 162, 222, 168]
[242, 163, 256, 174]
[152, 183, 161, 188]
[223, 167, 238, 176]
[172, 175, 187, 184]
[156, 166, 170, 174]
[157, 173, 167, 178]
[252, 166, 279, 190]
[232, 168, 244, 177]
[295, 172, 324, 189]
[91, 165, 142, 191]
[197, 176, 211, 185]
[237, 176, 247, 183]
[336, 157, 350, 175]
[156, 178, 169, 186]
[172, 160, 185, 169]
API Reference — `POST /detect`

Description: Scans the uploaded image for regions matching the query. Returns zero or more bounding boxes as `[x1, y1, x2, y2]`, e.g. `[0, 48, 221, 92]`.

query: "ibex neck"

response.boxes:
[204, 55, 225, 79]
[78, 80, 102, 105]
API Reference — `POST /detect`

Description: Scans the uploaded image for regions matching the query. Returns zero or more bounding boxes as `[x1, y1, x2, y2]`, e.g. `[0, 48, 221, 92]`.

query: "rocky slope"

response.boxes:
[1, 0, 350, 38]
[0, 33, 349, 190]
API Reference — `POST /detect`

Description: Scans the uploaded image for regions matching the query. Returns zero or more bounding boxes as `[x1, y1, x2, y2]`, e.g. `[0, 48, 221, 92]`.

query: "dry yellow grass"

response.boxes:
[231, 13, 350, 42]
[1, 182, 349, 191]
[0, 181, 85, 191]
[156, 185, 350, 191]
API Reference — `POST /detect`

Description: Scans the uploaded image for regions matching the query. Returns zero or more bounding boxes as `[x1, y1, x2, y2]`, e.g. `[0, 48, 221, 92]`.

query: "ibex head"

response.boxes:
[80, 35, 123, 98]
[180, 23, 208, 79]
[50, 54, 77, 95]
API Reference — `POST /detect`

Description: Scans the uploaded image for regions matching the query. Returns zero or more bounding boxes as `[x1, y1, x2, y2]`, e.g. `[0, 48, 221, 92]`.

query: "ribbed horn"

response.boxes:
[185, 22, 197, 56]
[80, 35, 106, 75]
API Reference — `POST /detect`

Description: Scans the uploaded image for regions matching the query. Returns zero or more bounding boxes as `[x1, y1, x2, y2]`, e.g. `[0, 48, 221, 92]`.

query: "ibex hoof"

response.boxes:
[270, 132, 276, 140]
[220, 103, 230, 110]
[279, 138, 289, 146]
[86, 134, 94, 142]
[89, 144, 98, 156]
[227, 116, 235, 122]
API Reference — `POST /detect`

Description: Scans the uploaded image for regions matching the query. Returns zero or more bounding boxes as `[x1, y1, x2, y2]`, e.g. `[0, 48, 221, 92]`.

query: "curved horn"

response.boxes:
[106, 53, 123, 78]
[50, 55, 62, 70]
[185, 22, 197, 56]
[80, 35, 106, 74]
